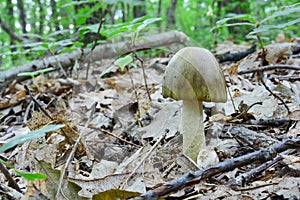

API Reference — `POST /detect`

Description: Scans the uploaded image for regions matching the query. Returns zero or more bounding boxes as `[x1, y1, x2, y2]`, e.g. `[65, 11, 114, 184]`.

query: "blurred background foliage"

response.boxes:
[0, 0, 299, 70]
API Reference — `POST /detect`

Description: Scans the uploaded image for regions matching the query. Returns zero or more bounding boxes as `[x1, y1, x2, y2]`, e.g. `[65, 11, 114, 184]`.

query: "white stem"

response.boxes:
[182, 100, 205, 162]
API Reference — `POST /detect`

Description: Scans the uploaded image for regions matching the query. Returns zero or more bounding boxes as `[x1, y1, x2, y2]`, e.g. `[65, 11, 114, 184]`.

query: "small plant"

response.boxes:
[98, 16, 161, 113]
[212, 3, 300, 45]
[17, 67, 55, 78]
[18, 67, 55, 90]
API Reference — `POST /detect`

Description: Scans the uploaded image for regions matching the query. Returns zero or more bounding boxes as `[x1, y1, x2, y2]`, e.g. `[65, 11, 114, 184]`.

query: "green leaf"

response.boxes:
[15, 171, 47, 181]
[260, 6, 300, 24]
[0, 159, 47, 181]
[114, 55, 133, 71]
[137, 17, 161, 32]
[0, 124, 64, 152]
[73, 41, 84, 47]
[212, 22, 255, 31]
[99, 65, 116, 78]
[249, 18, 300, 35]
[216, 14, 257, 26]
[39, 43, 49, 49]
[130, 62, 138, 68]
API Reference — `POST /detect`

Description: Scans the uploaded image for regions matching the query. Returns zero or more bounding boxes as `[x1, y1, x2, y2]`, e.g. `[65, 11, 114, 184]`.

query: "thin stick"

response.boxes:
[257, 70, 290, 113]
[88, 125, 142, 148]
[85, 18, 105, 79]
[0, 161, 22, 193]
[238, 65, 300, 75]
[135, 53, 152, 101]
[55, 130, 82, 200]
[120, 132, 166, 190]
[126, 66, 141, 117]
[24, 85, 53, 120]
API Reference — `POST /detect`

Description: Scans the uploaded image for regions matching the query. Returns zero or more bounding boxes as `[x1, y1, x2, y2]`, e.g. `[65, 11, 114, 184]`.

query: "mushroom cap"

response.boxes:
[162, 47, 227, 102]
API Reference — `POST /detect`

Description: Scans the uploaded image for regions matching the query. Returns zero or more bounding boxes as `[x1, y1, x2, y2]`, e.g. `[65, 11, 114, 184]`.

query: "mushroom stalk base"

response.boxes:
[182, 100, 205, 162]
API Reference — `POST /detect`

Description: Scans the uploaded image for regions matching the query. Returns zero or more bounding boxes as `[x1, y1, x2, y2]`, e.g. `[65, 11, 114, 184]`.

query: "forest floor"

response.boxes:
[0, 35, 300, 199]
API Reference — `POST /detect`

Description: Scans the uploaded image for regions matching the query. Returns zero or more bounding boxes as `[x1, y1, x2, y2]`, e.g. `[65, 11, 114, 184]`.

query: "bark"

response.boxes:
[6, 0, 17, 62]
[30, 5, 37, 32]
[166, 0, 177, 27]
[157, 0, 162, 29]
[131, 139, 300, 199]
[121, 2, 126, 22]
[6, 0, 14, 25]
[133, 0, 146, 18]
[0, 16, 27, 42]
[36, 0, 44, 35]
[0, 31, 188, 86]
[50, 0, 60, 31]
[17, 0, 27, 34]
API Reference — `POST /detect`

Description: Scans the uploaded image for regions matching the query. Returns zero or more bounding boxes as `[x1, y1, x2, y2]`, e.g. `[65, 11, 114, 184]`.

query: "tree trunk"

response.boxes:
[133, 0, 146, 18]
[17, 0, 27, 34]
[121, 2, 126, 22]
[0, 16, 27, 42]
[50, 0, 60, 32]
[167, 0, 177, 27]
[157, 0, 162, 29]
[36, 0, 44, 35]
[6, 0, 16, 64]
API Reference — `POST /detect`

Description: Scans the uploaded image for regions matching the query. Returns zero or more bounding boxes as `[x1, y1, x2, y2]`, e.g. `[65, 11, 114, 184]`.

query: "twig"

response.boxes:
[24, 85, 53, 120]
[48, 49, 67, 78]
[135, 53, 152, 102]
[55, 129, 82, 200]
[126, 66, 141, 117]
[88, 125, 142, 148]
[130, 138, 300, 199]
[85, 18, 105, 79]
[227, 85, 237, 112]
[231, 182, 279, 191]
[120, 132, 166, 190]
[0, 161, 22, 193]
[256, 70, 290, 113]
[238, 65, 300, 75]
[228, 149, 296, 188]
[274, 75, 300, 81]
[234, 101, 262, 119]
[217, 44, 257, 63]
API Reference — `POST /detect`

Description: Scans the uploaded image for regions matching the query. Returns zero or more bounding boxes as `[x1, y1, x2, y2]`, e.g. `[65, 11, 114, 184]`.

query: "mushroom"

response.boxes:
[162, 47, 227, 162]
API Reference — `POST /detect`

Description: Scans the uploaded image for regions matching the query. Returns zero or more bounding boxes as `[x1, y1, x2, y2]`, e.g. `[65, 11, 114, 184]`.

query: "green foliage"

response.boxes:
[0, 158, 47, 181]
[99, 16, 161, 77]
[81, 15, 161, 39]
[114, 54, 134, 71]
[1, 0, 299, 70]
[213, 3, 300, 43]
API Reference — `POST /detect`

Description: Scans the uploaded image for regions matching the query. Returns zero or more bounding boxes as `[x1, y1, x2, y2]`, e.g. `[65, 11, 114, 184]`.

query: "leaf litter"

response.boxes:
[0, 36, 300, 199]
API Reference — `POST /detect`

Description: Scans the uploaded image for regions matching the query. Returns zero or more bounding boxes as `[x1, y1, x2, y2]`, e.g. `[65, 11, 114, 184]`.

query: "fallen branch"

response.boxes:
[0, 30, 188, 86]
[227, 149, 296, 188]
[130, 138, 300, 200]
[216, 44, 257, 63]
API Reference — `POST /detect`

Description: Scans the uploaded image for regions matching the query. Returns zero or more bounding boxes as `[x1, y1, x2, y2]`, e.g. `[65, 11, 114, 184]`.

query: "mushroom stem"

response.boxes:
[182, 99, 205, 162]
